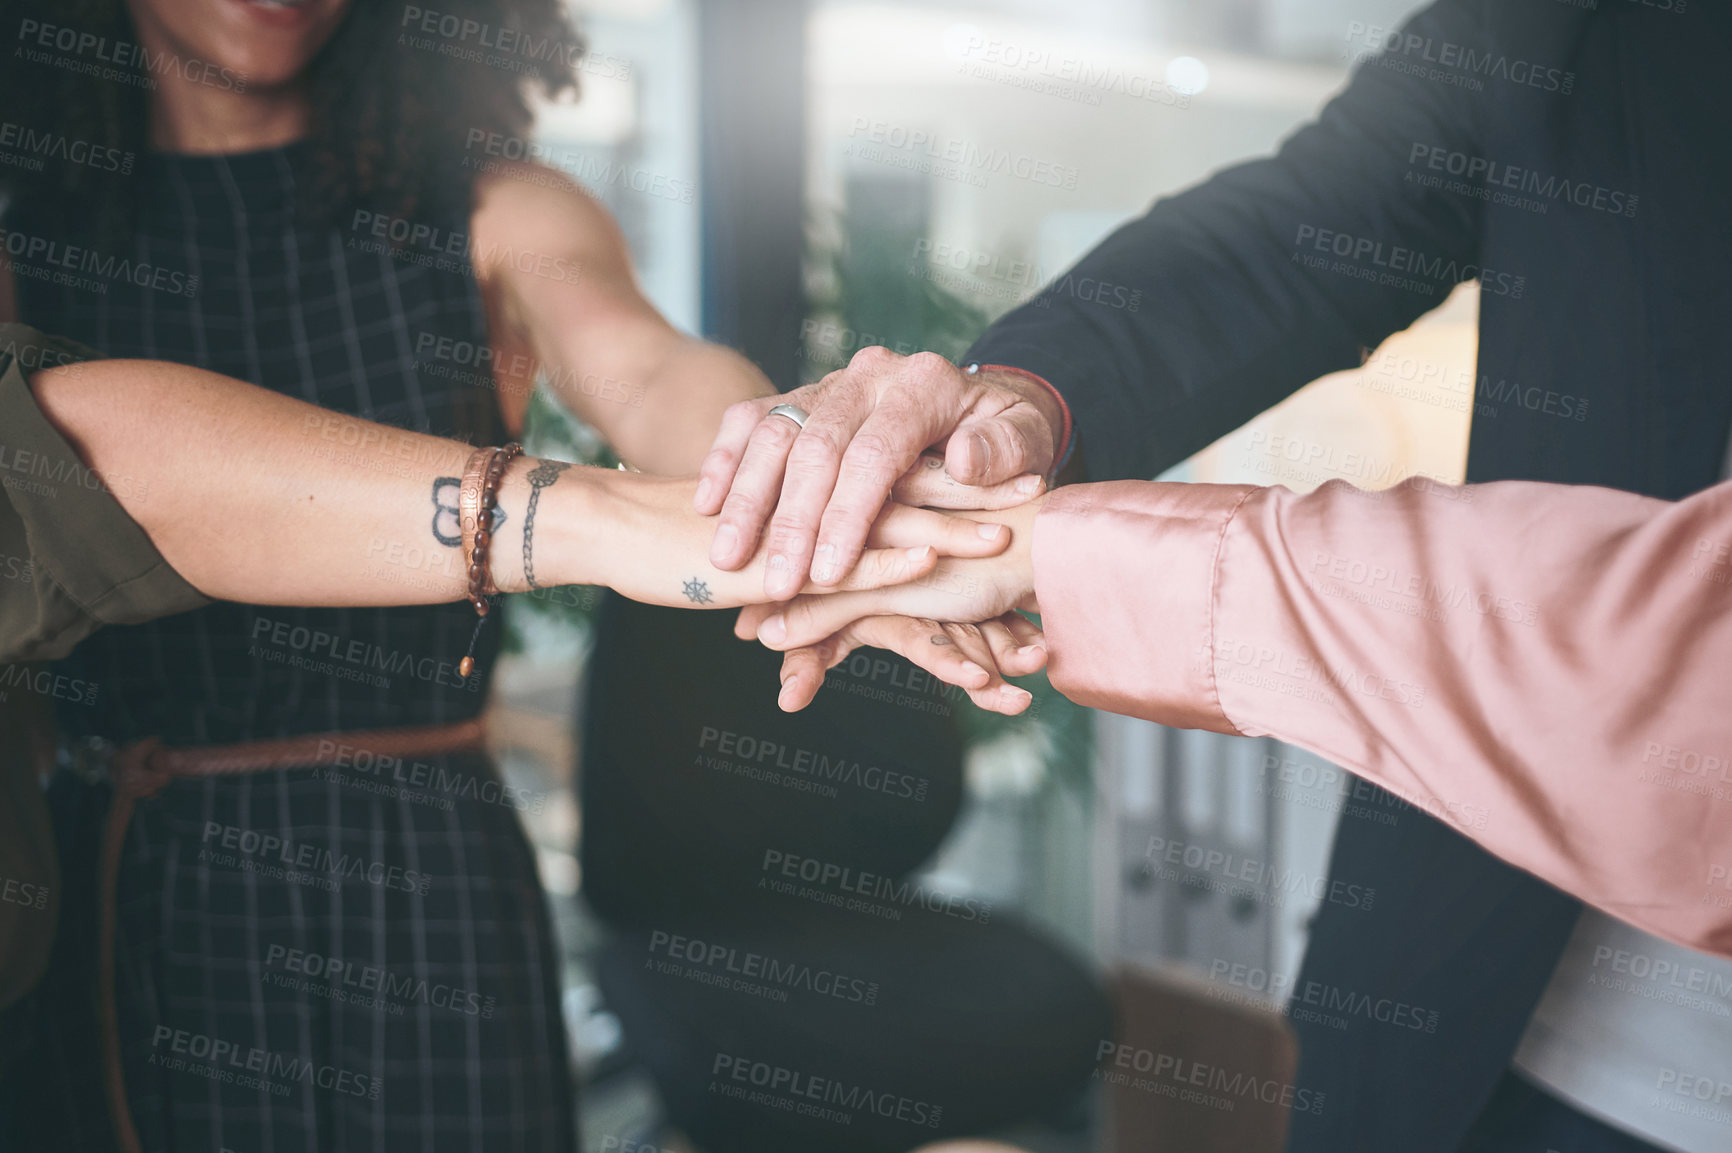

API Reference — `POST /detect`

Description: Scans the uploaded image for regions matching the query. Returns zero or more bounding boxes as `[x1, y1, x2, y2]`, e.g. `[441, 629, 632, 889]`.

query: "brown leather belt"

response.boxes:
[98, 718, 487, 1153]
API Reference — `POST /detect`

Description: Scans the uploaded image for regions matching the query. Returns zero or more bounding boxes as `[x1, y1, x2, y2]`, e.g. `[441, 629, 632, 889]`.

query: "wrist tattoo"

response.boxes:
[432, 477, 506, 548]
[681, 577, 714, 605]
[522, 460, 573, 590]
[432, 478, 462, 546]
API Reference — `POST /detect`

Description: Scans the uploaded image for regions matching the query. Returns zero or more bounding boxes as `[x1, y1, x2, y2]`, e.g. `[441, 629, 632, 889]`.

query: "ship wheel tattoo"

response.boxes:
[682, 577, 714, 605]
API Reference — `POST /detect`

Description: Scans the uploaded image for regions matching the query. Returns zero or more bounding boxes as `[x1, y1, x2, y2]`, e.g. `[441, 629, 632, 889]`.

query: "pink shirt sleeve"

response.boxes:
[1032, 476, 1732, 956]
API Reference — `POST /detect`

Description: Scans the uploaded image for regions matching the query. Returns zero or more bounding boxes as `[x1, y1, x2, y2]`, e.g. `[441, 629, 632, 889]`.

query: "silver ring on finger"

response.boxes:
[766, 403, 809, 429]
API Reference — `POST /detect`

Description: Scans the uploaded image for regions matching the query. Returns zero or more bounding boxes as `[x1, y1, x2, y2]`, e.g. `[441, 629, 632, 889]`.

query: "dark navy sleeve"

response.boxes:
[966, 0, 1511, 482]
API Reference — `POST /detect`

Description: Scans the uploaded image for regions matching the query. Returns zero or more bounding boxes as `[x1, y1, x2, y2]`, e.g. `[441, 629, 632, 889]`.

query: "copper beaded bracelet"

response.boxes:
[457, 442, 523, 676]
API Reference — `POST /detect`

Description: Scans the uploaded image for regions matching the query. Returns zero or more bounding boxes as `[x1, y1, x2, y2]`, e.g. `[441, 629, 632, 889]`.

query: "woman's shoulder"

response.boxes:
[469, 157, 609, 229]
[466, 158, 629, 285]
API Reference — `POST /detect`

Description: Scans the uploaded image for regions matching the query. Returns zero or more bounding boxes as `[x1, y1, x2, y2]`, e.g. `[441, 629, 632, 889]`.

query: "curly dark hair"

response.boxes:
[0, 0, 583, 238]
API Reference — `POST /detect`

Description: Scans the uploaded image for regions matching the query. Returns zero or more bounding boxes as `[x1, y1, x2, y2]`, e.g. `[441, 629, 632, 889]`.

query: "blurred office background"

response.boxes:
[484, 0, 1468, 1149]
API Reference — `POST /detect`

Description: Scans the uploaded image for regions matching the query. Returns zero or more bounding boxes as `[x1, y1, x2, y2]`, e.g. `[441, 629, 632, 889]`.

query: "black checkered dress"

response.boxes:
[9, 146, 576, 1152]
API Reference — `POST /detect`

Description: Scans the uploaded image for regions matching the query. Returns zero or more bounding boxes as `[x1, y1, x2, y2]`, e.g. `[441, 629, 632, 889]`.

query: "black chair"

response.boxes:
[579, 593, 1110, 1151]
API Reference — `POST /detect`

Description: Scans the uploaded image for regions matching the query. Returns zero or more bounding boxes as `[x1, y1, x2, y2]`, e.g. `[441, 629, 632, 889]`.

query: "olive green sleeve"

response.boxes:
[0, 322, 210, 664]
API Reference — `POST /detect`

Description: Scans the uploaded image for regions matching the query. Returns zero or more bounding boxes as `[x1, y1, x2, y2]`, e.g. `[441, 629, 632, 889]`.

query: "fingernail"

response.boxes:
[813, 544, 837, 583]
[765, 562, 797, 599]
[977, 523, 1006, 540]
[713, 524, 738, 559]
[1016, 475, 1042, 496]
[906, 545, 933, 563]
[759, 614, 787, 644]
[778, 680, 799, 711]
[695, 477, 714, 508]
[959, 660, 988, 682]
[1000, 684, 1032, 706]
[970, 431, 993, 475]
[1017, 644, 1045, 658]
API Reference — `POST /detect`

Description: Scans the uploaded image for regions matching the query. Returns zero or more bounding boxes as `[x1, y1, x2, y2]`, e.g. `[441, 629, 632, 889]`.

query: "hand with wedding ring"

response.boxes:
[693, 350, 1065, 601]
[693, 355, 1066, 715]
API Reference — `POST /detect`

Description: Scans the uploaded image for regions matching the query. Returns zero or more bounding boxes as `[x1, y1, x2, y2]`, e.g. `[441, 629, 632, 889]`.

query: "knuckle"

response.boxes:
[843, 431, 901, 476]
[994, 423, 1034, 466]
[765, 517, 815, 553]
[820, 506, 872, 546]
[902, 351, 957, 388]
[839, 458, 896, 498]
[749, 415, 800, 453]
[725, 397, 772, 428]
[788, 426, 847, 467]
[697, 447, 731, 477]
[906, 350, 952, 375]
[719, 489, 769, 526]
[850, 345, 895, 371]
[823, 368, 867, 400]
[816, 526, 865, 564]
[830, 375, 877, 414]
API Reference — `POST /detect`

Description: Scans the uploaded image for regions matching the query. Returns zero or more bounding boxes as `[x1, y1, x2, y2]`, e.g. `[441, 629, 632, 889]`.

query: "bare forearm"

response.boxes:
[27, 359, 952, 614]
[543, 336, 773, 476]
[469, 167, 774, 477]
[30, 360, 610, 605]
[631, 340, 775, 474]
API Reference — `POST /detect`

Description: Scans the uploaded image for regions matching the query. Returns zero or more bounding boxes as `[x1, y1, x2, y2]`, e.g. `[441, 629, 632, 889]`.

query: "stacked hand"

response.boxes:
[691, 348, 1067, 714]
[587, 469, 1019, 610]
[734, 495, 1045, 713]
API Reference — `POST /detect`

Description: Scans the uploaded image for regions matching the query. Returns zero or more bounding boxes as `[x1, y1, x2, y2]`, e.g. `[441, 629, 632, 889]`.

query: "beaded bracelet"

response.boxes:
[458, 442, 523, 676]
